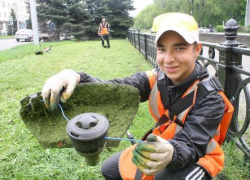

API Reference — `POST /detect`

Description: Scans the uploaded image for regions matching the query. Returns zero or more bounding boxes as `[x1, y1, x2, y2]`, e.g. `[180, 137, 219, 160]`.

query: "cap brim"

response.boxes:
[155, 28, 199, 44]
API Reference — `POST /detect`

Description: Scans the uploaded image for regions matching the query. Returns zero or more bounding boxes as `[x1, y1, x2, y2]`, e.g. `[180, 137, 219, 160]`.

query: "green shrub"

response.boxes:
[216, 25, 224, 32]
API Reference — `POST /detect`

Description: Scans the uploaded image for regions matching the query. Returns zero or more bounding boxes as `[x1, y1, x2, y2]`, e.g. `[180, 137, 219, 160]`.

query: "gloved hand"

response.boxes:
[41, 69, 80, 111]
[132, 134, 174, 175]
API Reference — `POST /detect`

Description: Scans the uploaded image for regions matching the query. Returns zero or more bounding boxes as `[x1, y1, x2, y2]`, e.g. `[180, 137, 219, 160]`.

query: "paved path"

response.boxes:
[0, 38, 32, 51]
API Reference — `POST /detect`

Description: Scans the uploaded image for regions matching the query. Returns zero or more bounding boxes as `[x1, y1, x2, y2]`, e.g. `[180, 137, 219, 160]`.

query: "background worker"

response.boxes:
[98, 17, 110, 48]
[42, 13, 232, 180]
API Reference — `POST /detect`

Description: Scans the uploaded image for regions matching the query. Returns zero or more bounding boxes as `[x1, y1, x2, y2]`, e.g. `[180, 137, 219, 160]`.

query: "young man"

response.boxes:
[42, 13, 230, 179]
[98, 17, 110, 48]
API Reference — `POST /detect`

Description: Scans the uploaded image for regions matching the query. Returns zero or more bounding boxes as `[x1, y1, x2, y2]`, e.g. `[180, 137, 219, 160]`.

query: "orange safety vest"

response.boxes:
[99, 22, 109, 35]
[119, 70, 234, 180]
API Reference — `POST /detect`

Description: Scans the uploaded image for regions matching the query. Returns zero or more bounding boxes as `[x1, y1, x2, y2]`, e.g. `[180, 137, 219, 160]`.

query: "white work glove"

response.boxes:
[132, 134, 174, 175]
[41, 69, 80, 111]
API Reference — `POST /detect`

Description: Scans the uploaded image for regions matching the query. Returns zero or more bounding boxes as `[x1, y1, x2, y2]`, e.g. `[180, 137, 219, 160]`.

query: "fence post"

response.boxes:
[127, 30, 130, 42]
[127, 30, 129, 42]
[144, 34, 147, 60]
[219, 19, 242, 133]
[131, 30, 133, 45]
[138, 29, 140, 52]
[134, 30, 136, 48]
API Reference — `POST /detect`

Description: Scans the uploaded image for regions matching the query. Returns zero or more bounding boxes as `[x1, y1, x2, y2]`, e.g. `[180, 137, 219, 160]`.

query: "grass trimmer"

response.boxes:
[100, 35, 107, 47]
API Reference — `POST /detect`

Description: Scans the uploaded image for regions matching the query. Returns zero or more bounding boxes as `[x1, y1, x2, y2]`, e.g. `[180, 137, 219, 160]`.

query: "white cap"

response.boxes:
[153, 13, 199, 44]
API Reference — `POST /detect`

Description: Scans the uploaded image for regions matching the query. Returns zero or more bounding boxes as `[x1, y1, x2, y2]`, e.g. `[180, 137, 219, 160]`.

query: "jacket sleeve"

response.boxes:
[167, 91, 225, 169]
[78, 72, 151, 102]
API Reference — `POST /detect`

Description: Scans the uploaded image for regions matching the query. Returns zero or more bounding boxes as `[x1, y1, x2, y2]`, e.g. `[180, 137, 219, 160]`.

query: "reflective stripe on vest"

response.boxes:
[206, 139, 217, 154]
[149, 82, 161, 120]
[149, 74, 199, 123]
[146, 70, 162, 120]
[149, 77, 200, 138]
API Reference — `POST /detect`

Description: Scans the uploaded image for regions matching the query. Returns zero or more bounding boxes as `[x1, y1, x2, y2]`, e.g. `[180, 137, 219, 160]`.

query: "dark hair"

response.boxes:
[193, 42, 197, 50]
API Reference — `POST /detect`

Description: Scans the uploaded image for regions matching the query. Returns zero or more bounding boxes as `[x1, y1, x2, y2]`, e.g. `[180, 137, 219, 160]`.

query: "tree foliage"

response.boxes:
[63, 0, 91, 40]
[35, 0, 134, 40]
[37, 0, 70, 40]
[25, 2, 32, 29]
[7, 9, 18, 35]
[105, 0, 134, 37]
[134, 4, 156, 29]
[133, 0, 247, 29]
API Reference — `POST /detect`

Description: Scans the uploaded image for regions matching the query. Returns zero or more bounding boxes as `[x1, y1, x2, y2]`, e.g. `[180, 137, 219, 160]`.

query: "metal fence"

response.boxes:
[127, 18, 250, 159]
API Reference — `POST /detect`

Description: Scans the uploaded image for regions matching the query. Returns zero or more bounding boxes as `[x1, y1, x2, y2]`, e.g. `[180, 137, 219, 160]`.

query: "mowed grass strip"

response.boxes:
[0, 41, 75, 64]
[0, 35, 15, 40]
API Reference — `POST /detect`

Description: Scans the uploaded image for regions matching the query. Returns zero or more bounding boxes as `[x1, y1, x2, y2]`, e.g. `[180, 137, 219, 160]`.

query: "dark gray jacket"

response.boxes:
[79, 62, 225, 170]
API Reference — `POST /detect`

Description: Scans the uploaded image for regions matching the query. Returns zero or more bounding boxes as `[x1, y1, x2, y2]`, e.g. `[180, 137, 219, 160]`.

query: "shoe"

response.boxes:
[103, 45, 107, 48]
[108, 46, 110, 48]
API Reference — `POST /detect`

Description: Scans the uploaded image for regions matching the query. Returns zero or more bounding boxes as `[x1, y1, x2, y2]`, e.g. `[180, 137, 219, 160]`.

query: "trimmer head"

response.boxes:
[20, 83, 139, 148]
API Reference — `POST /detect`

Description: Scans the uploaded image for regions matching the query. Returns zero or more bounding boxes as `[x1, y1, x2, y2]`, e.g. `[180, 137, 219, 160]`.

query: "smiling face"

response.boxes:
[156, 31, 202, 85]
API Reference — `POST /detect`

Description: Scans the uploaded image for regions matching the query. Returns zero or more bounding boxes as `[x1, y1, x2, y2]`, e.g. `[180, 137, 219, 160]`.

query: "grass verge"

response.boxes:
[0, 41, 75, 64]
[0, 35, 14, 40]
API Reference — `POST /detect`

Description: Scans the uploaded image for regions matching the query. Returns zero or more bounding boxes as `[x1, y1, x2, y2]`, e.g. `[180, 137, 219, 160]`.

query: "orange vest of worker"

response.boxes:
[100, 23, 109, 35]
[119, 70, 234, 180]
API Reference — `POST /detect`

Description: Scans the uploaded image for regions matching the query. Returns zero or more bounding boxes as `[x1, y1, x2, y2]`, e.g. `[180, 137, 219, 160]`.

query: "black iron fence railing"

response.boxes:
[127, 19, 250, 159]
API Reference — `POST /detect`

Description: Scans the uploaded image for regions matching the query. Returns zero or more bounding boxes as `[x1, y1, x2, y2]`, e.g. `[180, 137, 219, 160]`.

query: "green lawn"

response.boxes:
[0, 35, 14, 40]
[0, 39, 249, 179]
